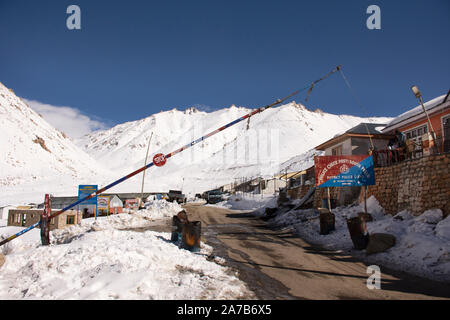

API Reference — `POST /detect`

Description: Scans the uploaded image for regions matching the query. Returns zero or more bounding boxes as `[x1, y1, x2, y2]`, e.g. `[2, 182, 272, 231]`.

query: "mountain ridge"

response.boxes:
[75, 100, 392, 195]
[0, 80, 393, 203]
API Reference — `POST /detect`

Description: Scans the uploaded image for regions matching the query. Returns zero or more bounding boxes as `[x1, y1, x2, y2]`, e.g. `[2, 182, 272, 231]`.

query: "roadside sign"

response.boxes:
[153, 153, 167, 167]
[314, 155, 375, 187]
[78, 185, 98, 204]
[97, 196, 109, 209]
[124, 199, 139, 209]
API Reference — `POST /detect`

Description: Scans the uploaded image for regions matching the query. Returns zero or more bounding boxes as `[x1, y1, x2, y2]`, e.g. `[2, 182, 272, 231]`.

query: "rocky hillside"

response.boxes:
[0, 82, 111, 205]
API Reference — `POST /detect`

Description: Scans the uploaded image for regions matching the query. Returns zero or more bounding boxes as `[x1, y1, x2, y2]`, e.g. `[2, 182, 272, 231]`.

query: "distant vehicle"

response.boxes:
[204, 189, 224, 204]
[168, 190, 186, 204]
[154, 193, 167, 200]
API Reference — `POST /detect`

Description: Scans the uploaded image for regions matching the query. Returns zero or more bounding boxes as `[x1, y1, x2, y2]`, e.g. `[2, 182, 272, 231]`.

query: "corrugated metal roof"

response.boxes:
[382, 92, 449, 132]
[345, 123, 387, 135]
[315, 122, 391, 150]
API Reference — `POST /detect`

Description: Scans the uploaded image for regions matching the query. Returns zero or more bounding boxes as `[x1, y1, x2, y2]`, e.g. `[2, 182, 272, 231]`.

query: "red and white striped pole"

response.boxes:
[40, 194, 52, 245]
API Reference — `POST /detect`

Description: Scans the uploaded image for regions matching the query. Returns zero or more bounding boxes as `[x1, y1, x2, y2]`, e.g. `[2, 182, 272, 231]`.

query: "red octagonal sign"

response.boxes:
[153, 153, 167, 167]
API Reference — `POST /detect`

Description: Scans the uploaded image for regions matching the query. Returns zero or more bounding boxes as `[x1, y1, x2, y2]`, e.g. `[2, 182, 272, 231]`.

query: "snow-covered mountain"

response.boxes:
[0, 82, 111, 205]
[0, 79, 392, 203]
[76, 103, 392, 195]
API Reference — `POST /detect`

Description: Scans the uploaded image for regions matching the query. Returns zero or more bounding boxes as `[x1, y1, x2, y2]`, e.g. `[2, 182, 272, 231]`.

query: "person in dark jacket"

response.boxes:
[395, 130, 406, 148]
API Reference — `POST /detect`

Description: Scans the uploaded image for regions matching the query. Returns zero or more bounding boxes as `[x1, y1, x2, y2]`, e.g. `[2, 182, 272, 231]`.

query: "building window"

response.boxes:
[332, 145, 343, 156]
[66, 215, 75, 225]
[443, 115, 450, 127]
[443, 115, 450, 152]
[404, 124, 428, 148]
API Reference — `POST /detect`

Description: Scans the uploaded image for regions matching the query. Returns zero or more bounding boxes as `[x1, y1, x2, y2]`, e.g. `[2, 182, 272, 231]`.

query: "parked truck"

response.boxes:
[204, 189, 224, 204]
[168, 190, 186, 204]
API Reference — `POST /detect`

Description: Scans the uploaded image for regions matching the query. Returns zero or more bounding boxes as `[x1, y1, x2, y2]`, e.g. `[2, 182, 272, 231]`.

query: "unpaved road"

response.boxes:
[182, 203, 450, 300]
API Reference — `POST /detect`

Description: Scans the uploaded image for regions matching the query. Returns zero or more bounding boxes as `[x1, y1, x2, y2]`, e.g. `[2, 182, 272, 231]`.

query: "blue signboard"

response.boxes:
[315, 155, 375, 188]
[78, 185, 98, 204]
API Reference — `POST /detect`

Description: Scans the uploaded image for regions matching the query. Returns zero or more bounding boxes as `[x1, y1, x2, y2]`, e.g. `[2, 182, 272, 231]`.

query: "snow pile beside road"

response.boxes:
[141, 199, 184, 220]
[435, 215, 450, 241]
[209, 194, 277, 212]
[0, 208, 255, 300]
[267, 196, 450, 283]
[365, 209, 450, 282]
[187, 198, 207, 205]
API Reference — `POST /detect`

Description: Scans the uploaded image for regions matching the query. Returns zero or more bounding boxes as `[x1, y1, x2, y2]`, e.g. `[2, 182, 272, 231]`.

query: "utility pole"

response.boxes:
[140, 132, 153, 208]
[411, 85, 438, 153]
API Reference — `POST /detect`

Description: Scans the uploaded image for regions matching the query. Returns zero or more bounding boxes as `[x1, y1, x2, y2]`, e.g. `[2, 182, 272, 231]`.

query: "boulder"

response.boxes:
[417, 209, 443, 224]
[366, 233, 396, 255]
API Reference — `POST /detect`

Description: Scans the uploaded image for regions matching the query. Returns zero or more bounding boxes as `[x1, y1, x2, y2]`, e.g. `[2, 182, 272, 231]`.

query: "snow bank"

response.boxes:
[436, 215, 450, 241]
[141, 199, 184, 219]
[266, 196, 450, 283]
[208, 194, 277, 213]
[0, 203, 254, 300]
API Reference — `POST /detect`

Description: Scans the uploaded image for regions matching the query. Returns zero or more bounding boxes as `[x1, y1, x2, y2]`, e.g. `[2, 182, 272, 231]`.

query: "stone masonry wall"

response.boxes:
[314, 186, 339, 208]
[364, 153, 450, 216]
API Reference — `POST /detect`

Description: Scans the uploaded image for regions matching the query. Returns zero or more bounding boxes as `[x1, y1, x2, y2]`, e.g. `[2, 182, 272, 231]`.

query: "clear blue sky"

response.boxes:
[1, 0, 449, 126]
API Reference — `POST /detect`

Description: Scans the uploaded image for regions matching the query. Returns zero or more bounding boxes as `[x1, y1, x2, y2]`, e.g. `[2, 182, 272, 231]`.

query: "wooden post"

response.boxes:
[327, 187, 332, 212]
[41, 194, 51, 246]
[364, 185, 368, 214]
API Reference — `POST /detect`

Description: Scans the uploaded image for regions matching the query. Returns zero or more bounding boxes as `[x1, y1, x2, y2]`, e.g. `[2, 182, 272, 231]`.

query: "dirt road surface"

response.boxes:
[182, 203, 450, 300]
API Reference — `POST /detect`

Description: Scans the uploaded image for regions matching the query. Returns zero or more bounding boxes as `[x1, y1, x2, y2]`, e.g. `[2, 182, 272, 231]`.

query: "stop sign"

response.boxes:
[153, 153, 167, 167]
